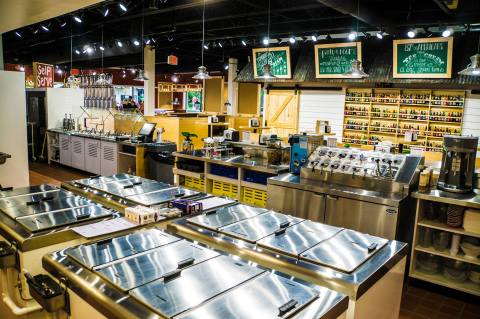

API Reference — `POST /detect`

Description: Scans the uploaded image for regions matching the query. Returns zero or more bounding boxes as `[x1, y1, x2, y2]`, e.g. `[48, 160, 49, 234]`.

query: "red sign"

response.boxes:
[168, 55, 178, 66]
[33, 62, 54, 88]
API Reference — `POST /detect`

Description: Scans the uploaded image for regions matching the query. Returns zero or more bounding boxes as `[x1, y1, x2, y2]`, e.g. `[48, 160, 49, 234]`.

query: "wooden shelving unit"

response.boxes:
[410, 193, 480, 296]
[342, 88, 465, 152]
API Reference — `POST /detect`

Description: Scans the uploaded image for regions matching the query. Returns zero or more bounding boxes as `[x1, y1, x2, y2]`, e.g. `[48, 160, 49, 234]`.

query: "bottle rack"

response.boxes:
[343, 88, 465, 152]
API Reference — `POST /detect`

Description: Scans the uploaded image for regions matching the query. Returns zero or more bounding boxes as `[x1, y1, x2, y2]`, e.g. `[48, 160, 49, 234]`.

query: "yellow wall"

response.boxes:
[204, 77, 224, 113]
[238, 83, 260, 115]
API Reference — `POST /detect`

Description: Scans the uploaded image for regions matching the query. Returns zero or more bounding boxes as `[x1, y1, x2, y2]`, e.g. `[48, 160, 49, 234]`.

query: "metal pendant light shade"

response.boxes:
[258, 63, 276, 79]
[459, 53, 480, 76]
[134, 69, 149, 81]
[343, 59, 369, 78]
[193, 66, 212, 80]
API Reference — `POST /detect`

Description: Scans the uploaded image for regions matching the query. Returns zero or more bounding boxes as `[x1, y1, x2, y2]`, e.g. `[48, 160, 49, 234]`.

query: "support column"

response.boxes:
[0, 34, 4, 70]
[227, 57, 238, 114]
[144, 45, 155, 116]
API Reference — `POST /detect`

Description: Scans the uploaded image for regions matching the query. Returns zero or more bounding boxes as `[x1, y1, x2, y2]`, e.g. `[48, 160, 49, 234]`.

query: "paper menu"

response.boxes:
[72, 218, 137, 239]
[198, 197, 236, 211]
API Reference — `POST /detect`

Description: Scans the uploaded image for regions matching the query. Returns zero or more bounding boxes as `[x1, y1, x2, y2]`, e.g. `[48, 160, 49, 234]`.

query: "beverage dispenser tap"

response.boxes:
[375, 158, 381, 177]
[387, 160, 393, 179]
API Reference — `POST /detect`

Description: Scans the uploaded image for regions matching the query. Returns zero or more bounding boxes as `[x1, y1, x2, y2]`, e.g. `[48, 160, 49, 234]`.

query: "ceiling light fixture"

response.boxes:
[171, 74, 178, 82]
[119, 3, 127, 12]
[218, 42, 223, 48]
[459, 34, 480, 76]
[75, 49, 81, 55]
[442, 28, 452, 37]
[193, 0, 212, 80]
[241, 40, 247, 46]
[19, 66, 25, 72]
[15, 31, 22, 37]
[60, 21, 67, 28]
[343, 0, 369, 78]
[289, 36, 296, 44]
[311, 34, 318, 42]
[117, 40, 123, 47]
[134, 3, 149, 81]
[104, 8, 110, 17]
[203, 43, 209, 50]
[85, 46, 93, 54]
[407, 29, 416, 38]
[258, 0, 275, 80]
[74, 15, 82, 23]
[99, 46, 105, 51]
[224, 64, 229, 70]
[57, 69, 63, 75]
[348, 31, 357, 41]
[376, 31, 383, 39]
[133, 39, 140, 46]
[263, 37, 269, 45]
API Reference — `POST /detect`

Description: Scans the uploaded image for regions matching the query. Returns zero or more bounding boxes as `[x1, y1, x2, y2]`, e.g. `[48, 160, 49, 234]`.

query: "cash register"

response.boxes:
[135, 122, 157, 143]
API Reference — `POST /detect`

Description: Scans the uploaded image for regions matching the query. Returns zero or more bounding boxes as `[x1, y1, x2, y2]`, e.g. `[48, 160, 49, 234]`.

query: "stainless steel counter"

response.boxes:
[168, 203, 408, 300]
[268, 174, 407, 207]
[174, 151, 289, 174]
[43, 228, 348, 319]
[412, 189, 480, 209]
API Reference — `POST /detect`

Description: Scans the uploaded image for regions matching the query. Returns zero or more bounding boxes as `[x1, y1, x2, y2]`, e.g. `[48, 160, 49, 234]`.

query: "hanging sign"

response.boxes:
[314, 42, 362, 78]
[33, 62, 54, 87]
[168, 55, 178, 66]
[252, 46, 291, 79]
[393, 37, 453, 78]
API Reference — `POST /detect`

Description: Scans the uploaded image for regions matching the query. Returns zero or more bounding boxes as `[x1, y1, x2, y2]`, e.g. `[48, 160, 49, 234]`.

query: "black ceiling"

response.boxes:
[3, 0, 480, 74]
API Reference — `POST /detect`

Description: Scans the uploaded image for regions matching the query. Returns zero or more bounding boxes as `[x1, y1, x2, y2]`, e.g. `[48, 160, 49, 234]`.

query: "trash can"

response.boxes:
[144, 143, 177, 184]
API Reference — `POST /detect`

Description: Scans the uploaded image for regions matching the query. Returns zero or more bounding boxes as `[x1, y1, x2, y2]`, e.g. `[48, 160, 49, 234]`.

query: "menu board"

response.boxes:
[314, 42, 362, 78]
[252, 47, 291, 79]
[33, 62, 54, 88]
[393, 37, 453, 78]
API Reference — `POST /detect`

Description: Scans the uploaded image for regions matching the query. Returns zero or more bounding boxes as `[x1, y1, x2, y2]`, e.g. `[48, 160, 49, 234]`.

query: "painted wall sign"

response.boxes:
[393, 37, 453, 78]
[314, 42, 362, 78]
[252, 46, 291, 79]
[33, 62, 54, 87]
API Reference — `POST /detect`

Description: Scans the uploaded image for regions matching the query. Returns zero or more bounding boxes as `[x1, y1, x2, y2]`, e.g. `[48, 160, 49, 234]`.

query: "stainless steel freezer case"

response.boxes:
[267, 148, 422, 241]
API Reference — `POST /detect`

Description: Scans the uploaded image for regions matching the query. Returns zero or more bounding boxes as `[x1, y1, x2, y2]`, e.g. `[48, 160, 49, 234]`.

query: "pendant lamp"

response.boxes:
[134, 3, 149, 81]
[258, 0, 276, 80]
[95, 27, 110, 85]
[66, 18, 77, 87]
[342, 0, 369, 78]
[193, 0, 212, 80]
[459, 35, 480, 76]
[343, 59, 369, 78]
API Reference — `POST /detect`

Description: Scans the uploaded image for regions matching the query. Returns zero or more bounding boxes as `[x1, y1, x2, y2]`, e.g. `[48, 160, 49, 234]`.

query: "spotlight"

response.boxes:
[86, 47, 93, 54]
[41, 25, 49, 32]
[311, 34, 318, 42]
[407, 29, 416, 38]
[348, 31, 357, 41]
[15, 31, 22, 38]
[133, 40, 140, 46]
[19, 66, 25, 72]
[99, 46, 105, 51]
[33, 29, 39, 35]
[376, 32, 383, 39]
[171, 75, 178, 82]
[241, 40, 247, 46]
[122, 73, 126, 78]
[60, 21, 67, 28]
[224, 64, 229, 70]
[263, 37, 269, 45]
[75, 49, 81, 55]
[130, 69, 136, 74]
[119, 3, 127, 12]
[442, 28, 452, 37]
[104, 8, 110, 17]
[74, 15, 82, 23]
[117, 40, 123, 47]
[93, 72, 97, 75]
[203, 43, 209, 50]
[326, 33, 332, 41]
[57, 69, 63, 75]
[145, 39, 151, 45]
[218, 42, 223, 48]
[289, 36, 296, 44]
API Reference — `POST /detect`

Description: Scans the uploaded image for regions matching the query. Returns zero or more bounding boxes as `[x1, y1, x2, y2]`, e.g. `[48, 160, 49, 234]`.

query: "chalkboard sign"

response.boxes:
[33, 62, 54, 88]
[314, 42, 362, 78]
[252, 47, 291, 79]
[393, 37, 453, 78]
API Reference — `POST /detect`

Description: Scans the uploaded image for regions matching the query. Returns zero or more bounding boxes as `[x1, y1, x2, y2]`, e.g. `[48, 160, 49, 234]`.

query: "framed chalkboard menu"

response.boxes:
[393, 37, 453, 78]
[252, 47, 291, 79]
[314, 42, 362, 78]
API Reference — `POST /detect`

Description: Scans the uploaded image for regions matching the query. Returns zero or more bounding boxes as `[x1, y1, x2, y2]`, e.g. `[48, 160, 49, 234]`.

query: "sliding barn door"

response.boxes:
[264, 90, 299, 138]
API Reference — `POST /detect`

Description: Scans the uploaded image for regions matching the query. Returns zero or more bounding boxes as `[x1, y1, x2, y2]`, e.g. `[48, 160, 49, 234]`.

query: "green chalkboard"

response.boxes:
[252, 47, 291, 78]
[314, 42, 362, 78]
[393, 37, 453, 78]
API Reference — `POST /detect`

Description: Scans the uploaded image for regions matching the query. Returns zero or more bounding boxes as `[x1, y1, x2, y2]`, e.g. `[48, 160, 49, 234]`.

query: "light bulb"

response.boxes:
[348, 32, 357, 41]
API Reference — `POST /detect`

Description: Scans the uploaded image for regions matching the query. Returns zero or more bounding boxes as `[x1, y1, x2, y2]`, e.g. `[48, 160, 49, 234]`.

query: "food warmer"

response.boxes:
[168, 203, 408, 319]
[43, 228, 348, 319]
